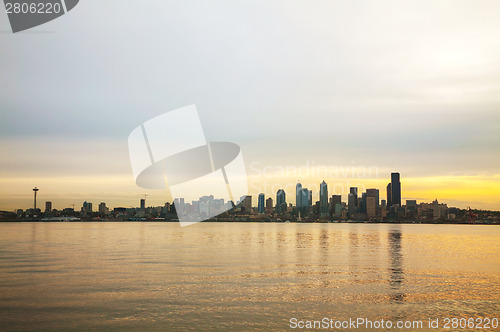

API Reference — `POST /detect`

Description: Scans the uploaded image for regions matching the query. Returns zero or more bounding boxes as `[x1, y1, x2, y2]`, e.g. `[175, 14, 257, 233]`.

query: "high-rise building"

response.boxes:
[276, 189, 286, 213]
[265, 197, 273, 213]
[406, 199, 417, 217]
[140, 199, 145, 210]
[330, 195, 341, 206]
[258, 193, 265, 214]
[391, 172, 401, 207]
[98, 202, 107, 215]
[386, 183, 392, 207]
[296, 182, 302, 208]
[334, 203, 343, 218]
[241, 195, 252, 213]
[298, 187, 309, 216]
[330, 195, 341, 216]
[350, 187, 358, 208]
[366, 189, 380, 215]
[319, 180, 328, 217]
[163, 202, 171, 214]
[82, 201, 92, 214]
[45, 201, 52, 213]
[366, 196, 376, 218]
[348, 193, 356, 218]
[360, 192, 367, 214]
[308, 190, 312, 207]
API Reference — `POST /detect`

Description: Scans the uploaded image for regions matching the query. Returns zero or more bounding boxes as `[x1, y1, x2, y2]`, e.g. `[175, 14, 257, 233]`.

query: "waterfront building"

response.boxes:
[98, 202, 107, 215]
[391, 172, 401, 207]
[296, 182, 302, 208]
[276, 189, 286, 213]
[319, 180, 328, 217]
[265, 197, 273, 213]
[258, 193, 265, 214]
[366, 189, 380, 215]
[366, 197, 376, 218]
[350, 187, 358, 208]
[386, 183, 392, 207]
[348, 193, 356, 218]
[240, 195, 252, 213]
[45, 201, 52, 213]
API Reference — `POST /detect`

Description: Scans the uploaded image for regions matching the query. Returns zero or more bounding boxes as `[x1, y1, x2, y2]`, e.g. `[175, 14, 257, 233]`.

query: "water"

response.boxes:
[0, 222, 498, 331]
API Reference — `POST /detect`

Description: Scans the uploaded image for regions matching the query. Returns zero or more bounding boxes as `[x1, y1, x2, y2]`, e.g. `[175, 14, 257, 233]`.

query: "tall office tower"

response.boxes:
[360, 192, 367, 214]
[82, 201, 92, 214]
[98, 202, 107, 215]
[298, 187, 309, 216]
[391, 172, 401, 207]
[265, 197, 273, 212]
[319, 180, 328, 217]
[276, 189, 286, 213]
[45, 201, 52, 213]
[366, 197, 376, 218]
[386, 183, 392, 207]
[350, 187, 358, 207]
[296, 182, 302, 208]
[241, 195, 252, 213]
[348, 193, 356, 217]
[258, 193, 265, 214]
[308, 190, 312, 207]
[140, 199, 145, 210]
[366, 189, 380, 214]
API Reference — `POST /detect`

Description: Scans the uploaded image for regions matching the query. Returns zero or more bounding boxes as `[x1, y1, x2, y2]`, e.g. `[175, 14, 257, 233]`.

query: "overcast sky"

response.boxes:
[1, 0, 499, 210]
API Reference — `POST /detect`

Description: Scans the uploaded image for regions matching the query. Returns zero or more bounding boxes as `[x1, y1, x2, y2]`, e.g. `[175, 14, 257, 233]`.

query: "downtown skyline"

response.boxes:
[9, 172, 500, 216]
[1, 1, 499, 212]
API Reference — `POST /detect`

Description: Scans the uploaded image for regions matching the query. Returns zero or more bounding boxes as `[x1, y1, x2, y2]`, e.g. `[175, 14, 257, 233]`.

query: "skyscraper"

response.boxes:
[98, 202, 107, 215]
[350, 187, 358, 208]
[240, 195, 252, 213]
[391, 172, 401, 207]
[265, 197, 273, 213]
[386, 183, 392, 207]
[140, 199, 146, 210]
[348, 193, 356, 218]
[330, 195, 341, 216]
[296, 182, 302, 208]
[366, 196, 376, 218]
[276, 189, 286, 213]
[82, 201, 92, 214]
[366, 188, 380, 215]
[319, 180, 328, 217]
[45, 201, 52, 213]
[298, 187, 309, 216]
[258, 193, 265, 214]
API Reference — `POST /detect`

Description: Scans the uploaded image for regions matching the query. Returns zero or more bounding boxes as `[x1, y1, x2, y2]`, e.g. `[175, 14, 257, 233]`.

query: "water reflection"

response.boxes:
[0, 222, 498, 331]
[388, 225, 405, 303]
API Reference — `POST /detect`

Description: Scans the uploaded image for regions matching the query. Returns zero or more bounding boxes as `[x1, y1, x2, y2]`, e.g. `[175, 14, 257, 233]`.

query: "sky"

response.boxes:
[1, 0, 499, 211]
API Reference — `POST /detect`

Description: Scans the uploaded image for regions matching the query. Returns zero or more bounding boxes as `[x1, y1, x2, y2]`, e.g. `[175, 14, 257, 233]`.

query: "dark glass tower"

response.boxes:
[391, 172, 401, 207]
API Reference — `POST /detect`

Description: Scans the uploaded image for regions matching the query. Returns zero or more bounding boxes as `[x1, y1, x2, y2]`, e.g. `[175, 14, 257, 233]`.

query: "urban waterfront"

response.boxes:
[0, 222, 498, 331]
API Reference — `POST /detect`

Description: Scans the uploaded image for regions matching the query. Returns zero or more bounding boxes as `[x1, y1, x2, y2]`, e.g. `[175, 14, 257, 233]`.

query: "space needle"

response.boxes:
[33, 187, 39, 210]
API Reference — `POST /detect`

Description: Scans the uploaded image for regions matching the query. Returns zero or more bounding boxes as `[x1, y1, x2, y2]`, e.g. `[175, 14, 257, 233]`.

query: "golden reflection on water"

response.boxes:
[0, 222, 499, 330]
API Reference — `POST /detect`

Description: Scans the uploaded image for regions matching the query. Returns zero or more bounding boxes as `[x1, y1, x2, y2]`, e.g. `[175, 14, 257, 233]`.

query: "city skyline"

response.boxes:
[10, 172, 500, 215]
[1, 1, 499, 212]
